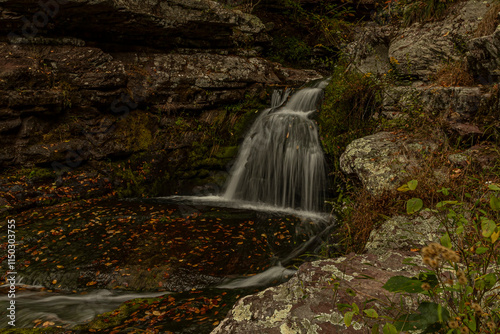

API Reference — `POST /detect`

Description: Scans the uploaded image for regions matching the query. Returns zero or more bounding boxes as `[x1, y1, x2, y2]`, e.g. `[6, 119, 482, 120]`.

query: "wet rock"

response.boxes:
[120, 52, 321, 112]
[339, 132, 438, 195]
[213, 252, 423, 334]
[0, 31, 320, 170]
[213, 211, 444, 333]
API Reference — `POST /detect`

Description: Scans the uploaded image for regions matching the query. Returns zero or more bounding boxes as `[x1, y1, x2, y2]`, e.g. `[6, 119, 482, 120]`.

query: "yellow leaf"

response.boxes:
[52, 280, 57, 284]
[491, 231, 500, 243]
[57, 265, 64, 269]
[397, 184, 410, 192]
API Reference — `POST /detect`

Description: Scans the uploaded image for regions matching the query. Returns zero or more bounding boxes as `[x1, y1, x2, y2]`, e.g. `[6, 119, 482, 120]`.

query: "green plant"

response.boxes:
[319, 64, 382, 177]
[266, 0, 353, 67]
[270, 36, 312, 64]
[345, 180, 500, 333]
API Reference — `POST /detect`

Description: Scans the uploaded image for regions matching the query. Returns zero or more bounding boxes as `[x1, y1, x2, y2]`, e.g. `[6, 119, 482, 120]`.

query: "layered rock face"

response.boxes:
[345, 0, 498, 138]
[0, 0, 320, 170]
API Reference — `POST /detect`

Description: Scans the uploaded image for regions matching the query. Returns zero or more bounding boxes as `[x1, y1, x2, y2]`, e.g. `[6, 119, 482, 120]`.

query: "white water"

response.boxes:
[164, 195, 329, 221]
[223, 80, 328, 212]
[217, 265, 296, 289]
[0, 286, 166, 328]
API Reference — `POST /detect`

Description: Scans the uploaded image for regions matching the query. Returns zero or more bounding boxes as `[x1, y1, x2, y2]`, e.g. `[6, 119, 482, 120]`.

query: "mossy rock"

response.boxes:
[318, 65, 382, 169]
[114, 111, 154, 152]
[232, 110, 260, 139]
[214, 146, 239, 159]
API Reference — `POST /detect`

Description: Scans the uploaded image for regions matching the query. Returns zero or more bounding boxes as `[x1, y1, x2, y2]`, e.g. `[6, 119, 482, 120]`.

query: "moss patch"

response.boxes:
[114, 111, 154, 152]
[319, 65, 382, 183]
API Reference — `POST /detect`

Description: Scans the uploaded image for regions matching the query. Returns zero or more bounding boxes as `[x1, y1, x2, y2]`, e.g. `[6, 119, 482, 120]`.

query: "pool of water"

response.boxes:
[0, 196, 334, 331]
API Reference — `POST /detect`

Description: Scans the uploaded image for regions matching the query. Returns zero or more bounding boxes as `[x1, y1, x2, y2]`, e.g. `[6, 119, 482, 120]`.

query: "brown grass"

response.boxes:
[432, 60, 474, 87]
[475, 3, 500, 38]
[337, 137, 500, 255]
[339, 188, 398, 254]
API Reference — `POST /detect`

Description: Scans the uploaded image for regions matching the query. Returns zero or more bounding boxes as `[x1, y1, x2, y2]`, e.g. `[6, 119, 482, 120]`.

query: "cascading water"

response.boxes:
[223, 80, 328, 212]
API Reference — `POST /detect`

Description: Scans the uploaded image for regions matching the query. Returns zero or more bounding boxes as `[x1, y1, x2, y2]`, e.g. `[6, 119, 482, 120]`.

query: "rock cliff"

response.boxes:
[0, 0, 320, 202]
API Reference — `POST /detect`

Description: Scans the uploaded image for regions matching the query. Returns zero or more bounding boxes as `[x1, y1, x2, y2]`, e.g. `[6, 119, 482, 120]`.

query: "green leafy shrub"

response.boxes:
[269, 36, 312, 64]
[343, 181, 500, 333]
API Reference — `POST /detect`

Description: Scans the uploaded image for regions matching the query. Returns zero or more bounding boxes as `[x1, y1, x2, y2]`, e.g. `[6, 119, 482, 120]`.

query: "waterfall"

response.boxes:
[223, 80, 328, 212]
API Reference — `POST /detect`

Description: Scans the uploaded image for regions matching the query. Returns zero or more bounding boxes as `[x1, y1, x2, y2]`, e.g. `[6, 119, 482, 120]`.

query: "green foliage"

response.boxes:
[115, 111, 154, 152]
[319, 64, 382, 180]
[279, 0, 354, 45]
[347, 180, 500, 333]
[406, 197, 423, 214]
[383, 276, 425, 293]
[397, 179, 418, 192]
[266, 0, 354, 68]
[395, 302, 450, 332]
[269, 36, 312, 64]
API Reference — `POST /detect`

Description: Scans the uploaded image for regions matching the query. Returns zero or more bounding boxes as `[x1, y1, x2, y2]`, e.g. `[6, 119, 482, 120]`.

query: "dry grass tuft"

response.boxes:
[337, 139, 500, 255]
[475, 3, 500, 38]
[339, 189, 396, 254]
[432, 60, 474, 87]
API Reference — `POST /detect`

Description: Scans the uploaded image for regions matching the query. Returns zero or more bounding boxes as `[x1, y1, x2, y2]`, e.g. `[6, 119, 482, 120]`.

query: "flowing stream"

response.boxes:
[0, 80, 332, 332]
[0, 287, 166, 328]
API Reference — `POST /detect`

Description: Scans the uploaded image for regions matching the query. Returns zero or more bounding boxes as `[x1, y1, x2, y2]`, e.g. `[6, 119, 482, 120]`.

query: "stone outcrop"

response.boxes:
[212, 213, 438, 333]
[345, 0, 499, 140]
[364, 214, 442, 257]
[339, 132, 439, 195]
[0, 0, 269, 50]
[468, 25, 500, 82]
[347, 0, 493, 79]
[382, 85, 488, 135]
[0, 0, 321, 171]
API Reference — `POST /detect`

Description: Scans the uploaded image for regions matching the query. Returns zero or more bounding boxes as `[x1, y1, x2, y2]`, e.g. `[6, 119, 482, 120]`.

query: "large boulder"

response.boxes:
[346, 0, 492, 79]
[212, 212, 443, 333]
[339, 132, 438, 195]
[364, 214, 442, 257]
[212, 253, 422, 334]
